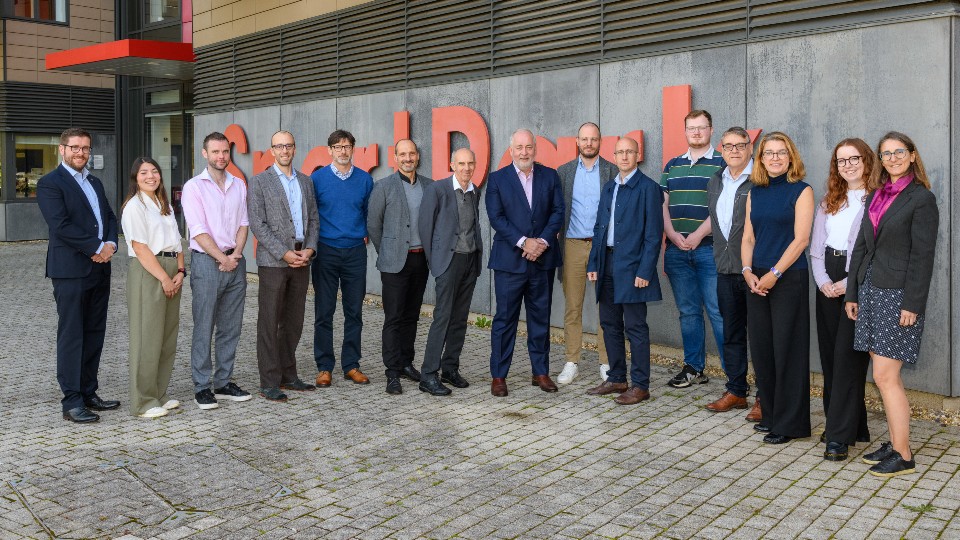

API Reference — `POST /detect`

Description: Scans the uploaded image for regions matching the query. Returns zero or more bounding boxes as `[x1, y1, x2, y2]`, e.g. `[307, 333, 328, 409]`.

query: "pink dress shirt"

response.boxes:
[181, 168, 249, 253]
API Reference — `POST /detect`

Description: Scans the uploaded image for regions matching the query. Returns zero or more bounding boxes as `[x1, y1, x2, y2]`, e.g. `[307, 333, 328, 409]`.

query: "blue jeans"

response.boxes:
[312, 243, 367, 373]
[664, 243, 724, 371]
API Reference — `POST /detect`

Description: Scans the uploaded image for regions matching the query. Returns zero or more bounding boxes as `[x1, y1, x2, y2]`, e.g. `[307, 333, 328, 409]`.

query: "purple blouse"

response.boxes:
[869, 173, 913, 234]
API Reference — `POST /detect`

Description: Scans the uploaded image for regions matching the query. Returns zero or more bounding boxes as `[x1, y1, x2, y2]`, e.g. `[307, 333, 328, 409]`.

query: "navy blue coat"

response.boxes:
[588, 169, 663, 304]
[485, 162, 565, 272]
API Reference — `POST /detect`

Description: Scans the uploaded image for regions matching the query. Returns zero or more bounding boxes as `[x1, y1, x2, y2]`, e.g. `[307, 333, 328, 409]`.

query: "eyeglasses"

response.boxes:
[331, 144, 354, 152]
[613, 149, 638, 156]
[272, 143, 295, 151]
[762, 150, 789, 159]
[685, 126, 711, 133]
[62, 145, 92, 154]
[721, 143, 749, 152]
[879, 148, 910, 161]
[836, 156, 862, 167]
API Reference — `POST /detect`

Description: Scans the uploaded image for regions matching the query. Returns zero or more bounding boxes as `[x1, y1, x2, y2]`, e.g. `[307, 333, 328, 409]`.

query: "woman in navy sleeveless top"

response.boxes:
[740, 132, 815, 445]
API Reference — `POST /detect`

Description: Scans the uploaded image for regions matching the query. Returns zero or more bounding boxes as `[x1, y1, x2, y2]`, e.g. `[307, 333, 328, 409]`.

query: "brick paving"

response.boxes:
[2, 240, 960, 539]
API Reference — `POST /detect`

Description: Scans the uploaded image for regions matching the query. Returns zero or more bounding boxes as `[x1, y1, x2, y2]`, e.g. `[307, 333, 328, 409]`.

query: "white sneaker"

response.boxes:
[557, 362, 579, 384]
[162, 399, 180, 410]
[600, 364, 610, 382]
[139, 406, 168, 419]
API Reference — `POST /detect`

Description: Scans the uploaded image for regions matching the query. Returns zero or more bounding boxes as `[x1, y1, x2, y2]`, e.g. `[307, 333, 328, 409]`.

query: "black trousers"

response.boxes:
[746, 267, 810, 438]
[819, 251, 871, 444]
[716, 273, 750, 398]
[422, 251, 480, 375]
[381, 251, 429, 377]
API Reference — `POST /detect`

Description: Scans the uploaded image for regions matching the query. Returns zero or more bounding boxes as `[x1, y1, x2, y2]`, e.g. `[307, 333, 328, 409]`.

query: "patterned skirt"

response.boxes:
[853, 264, 925, 363]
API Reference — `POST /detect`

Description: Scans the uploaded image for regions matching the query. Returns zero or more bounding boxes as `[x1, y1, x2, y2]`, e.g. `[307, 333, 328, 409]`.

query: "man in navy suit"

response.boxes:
[586, 137, 663, 404]
[486, 129, 565, 397]
[37, 127, 120, 423]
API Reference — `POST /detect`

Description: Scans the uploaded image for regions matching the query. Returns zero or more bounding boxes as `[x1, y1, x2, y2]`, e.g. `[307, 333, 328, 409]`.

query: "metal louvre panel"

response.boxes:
[406, 0, 492, 82]
[193, 43, 235, 112]
[337, 0, 407, 90]
[282, 17, 339, 100]
[233, 30, 282, 107]
[748, 0, 948, 37]
[493, 0, 601, 71]
[0, 83, 114, 132]
[602, 0, 747, 58]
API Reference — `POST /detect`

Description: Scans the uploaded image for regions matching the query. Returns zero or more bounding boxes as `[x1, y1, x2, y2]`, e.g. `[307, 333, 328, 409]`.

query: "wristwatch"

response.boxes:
[741, 266, 752, 274]
[178, 268, 187, 277]
[770, 267, 782, 279]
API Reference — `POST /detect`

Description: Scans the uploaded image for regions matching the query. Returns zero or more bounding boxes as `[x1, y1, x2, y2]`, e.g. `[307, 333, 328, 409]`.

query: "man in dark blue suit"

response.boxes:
[37, 128, 120, 423]
[486, 129, 565, 397]
[586, 137, 664, 404]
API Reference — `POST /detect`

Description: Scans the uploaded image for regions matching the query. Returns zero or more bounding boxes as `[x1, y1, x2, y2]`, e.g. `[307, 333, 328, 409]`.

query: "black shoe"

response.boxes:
[869, 450, 916, 477]
[280, 378, 316, 392]
[386, 377, 402, 395]
[400, 365, 422, 382]
[259, 387, 288, 402]
[194, 389, 219, 410]
[824, 442, 849, 461]
[441, 370, 470, 388]
[214, 382, 252, 402]
[862, 442, 895, 465]
[667, 364, 708, 388]
[419, 373, 451, 396]
[753, 424, 771, 433]
[763, 433, 793, 444]
[63, 407, 100, 423]
[84, 395, 120, 411]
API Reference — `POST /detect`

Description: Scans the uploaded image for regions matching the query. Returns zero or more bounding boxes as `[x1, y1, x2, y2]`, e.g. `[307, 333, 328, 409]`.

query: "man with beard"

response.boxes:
[247, 130, 320, 402]
[37, 127, 120, 423]
[367, 139, 433, 394]
[556, 122, 617, 385]
[181, 132, 252, 410]
[311, 129, 375, 387]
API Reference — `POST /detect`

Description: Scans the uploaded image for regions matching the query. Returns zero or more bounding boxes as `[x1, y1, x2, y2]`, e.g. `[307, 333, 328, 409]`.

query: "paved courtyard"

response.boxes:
[2, 240, 960, 540]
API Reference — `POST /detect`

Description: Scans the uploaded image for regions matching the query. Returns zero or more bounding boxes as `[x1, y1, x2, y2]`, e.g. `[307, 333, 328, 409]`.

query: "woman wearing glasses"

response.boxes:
[845, 132, 938, 476]
[741, 132, 815, 444]
[120, 157, 184, 419]
[813, 139, 876, 461]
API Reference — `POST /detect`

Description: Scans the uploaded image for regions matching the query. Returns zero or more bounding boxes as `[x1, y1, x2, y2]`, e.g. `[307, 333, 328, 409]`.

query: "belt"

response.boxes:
[409, 248, 424, 253]
[191, 248, 235, 256]
[294, 241, 303, 251]
[606, 246, 615, 253]
[827, 247, 847, 257]
[157, 251, 179, 258]
[570, 238, 592, 242]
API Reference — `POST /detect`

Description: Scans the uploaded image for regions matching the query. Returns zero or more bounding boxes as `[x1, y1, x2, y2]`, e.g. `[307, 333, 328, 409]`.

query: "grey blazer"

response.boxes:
[367, 171, 433, 273]
[247, 167, 319, 268]
[558, 155, 617, 241]
[419, 176, 483, 278]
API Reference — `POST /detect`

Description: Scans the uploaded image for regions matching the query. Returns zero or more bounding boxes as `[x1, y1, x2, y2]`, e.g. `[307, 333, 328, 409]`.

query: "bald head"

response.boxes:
[451, 147, 477, 187]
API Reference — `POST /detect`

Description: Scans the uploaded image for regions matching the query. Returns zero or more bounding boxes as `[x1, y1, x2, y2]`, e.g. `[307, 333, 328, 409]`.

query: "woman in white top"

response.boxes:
[811, 138, 876, 461]
[120, 157, 184, 418]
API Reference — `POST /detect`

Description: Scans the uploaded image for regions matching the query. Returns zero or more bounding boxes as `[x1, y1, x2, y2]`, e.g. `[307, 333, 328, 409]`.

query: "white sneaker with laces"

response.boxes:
[600, 364, 610, 382]
[557, 362, 579, 384]
[162, 399, 180, 410]
[139, 406, 168, 419]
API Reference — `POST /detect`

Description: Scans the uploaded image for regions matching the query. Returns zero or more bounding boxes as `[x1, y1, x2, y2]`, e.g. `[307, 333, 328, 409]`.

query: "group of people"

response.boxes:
[38, 114, 938, 478]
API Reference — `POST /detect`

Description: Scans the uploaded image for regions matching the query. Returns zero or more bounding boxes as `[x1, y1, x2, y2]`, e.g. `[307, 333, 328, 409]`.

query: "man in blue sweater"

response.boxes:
[311, 129, 375, 388]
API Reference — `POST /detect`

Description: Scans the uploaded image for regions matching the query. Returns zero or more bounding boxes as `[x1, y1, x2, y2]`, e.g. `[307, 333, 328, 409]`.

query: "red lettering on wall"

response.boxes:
[302, 147, 332, 175]
[662, 85, 691, 168]
[432, 106, 490, 186]
[353, 144, 379, 172]
[747, 129, 763, 143]
[252, 150, 275, 174]
[223, 124, 249, 182]
[388, 111, 411, 170]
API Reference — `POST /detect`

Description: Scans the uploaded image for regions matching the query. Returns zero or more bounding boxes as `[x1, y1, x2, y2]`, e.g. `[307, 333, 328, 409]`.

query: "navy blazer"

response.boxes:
[588, 169, 664, 304]
[37, 164, 118, 279]
[485, 162, 565, 272]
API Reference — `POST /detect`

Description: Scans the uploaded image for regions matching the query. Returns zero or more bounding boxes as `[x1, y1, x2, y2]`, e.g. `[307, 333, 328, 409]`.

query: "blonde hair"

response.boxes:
[750, 131, 806, 187]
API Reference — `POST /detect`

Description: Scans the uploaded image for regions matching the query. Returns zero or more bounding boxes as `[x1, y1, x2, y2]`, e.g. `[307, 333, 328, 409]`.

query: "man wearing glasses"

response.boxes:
[311, 130, 375, 388]
[660, 110, 726, 390]
[37, 127, 120, 423]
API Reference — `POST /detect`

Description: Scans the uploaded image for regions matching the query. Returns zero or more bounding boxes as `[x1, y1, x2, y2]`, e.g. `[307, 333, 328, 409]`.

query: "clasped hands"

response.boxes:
[218, 252, 243, 272]
[819, 281, 846, 298]
[90, 243, 115, 263]
[521, 237, 548, 261]
[161, 273, 184, 299]
[283, 248, 314, 268]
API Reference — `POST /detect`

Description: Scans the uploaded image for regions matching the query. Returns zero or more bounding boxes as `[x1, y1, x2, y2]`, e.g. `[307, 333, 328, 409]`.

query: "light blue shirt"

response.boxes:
[717, 159, 753, 240]
[566, 156, 603, 238]
[62, 162, 110, 254]
[331, 163, 355, 181]
[274, 164, 304, 241]
[607, 168, 637, 247]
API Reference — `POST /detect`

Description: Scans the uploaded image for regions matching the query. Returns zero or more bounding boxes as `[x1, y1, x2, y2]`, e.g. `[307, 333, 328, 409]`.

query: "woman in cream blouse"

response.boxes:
[120, 157, 184, 418]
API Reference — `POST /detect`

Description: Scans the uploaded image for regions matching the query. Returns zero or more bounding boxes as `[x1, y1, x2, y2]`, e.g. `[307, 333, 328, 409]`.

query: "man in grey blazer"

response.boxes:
[247, 130, 320, 402]
[417, 148, 484, 396]
[367, 139, 433, 395]
[557, 122, 617, 385]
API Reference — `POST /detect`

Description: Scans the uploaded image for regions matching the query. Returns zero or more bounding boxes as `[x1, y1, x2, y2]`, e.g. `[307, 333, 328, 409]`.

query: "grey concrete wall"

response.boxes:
[195, 17, 955, 395]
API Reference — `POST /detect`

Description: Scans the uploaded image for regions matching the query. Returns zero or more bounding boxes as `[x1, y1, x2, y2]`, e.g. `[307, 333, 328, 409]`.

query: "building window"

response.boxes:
[3, 0, 67, 23]
[146, 0, 179, 24]
[14, 135, 59, 199]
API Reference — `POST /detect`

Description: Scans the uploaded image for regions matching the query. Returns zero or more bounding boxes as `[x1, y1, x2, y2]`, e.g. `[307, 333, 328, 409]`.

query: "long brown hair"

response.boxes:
[824, 138, 875, 215]
[869, 131, 931, 191]
[750, 131, 806, 187]
[121, 157, 172, 215]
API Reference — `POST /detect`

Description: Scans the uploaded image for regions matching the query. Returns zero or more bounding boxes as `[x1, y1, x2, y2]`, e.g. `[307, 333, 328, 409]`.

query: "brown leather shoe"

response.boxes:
[344, 368, 370, 384]
[531, 374, 558, 393]
[491, 377, 508, 397]
[316, 371, 332, 388]
[614, 387, 650, 405]
[706, 391, 748, 412]
[745, 398, 762, 422]
[586, 380, 629, 395]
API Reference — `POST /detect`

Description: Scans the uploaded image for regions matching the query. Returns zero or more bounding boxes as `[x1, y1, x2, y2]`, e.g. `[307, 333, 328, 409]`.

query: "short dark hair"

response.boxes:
[203, 132, 229, 150]
[684, 110, 712, 127]
[328, 129, 356, 147]
[60, 127, 91, 145]
[720, 126, 750, 142]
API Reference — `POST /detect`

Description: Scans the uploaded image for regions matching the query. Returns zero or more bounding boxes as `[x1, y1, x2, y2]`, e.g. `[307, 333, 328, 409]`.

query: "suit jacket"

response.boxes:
[557, 156, 617, 240]
[36, 164, 118, 279]
[247, 167, 320, 268]
[419, 176, 483, 278]
[367, 171, 433, 273]
[588, 170, 664, 304]
[485, 162, 565, 272]
[845, 181, 938, 315]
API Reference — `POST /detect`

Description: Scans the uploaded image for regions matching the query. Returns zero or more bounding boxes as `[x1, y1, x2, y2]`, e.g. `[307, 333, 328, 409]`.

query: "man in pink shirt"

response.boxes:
[181, 132, 253, 410]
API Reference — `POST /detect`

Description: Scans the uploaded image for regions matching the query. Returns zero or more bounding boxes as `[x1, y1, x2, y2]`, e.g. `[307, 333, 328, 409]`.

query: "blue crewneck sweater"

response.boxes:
[311, 164, 374, 248]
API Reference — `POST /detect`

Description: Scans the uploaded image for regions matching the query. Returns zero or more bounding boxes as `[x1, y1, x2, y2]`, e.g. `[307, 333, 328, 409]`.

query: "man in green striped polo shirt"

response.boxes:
[661, 110, 726, 388]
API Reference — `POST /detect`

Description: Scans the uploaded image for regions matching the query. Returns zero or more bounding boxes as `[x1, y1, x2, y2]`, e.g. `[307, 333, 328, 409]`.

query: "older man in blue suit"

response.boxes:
[486, 129, 565, 397]
[587, 136, 664, 405]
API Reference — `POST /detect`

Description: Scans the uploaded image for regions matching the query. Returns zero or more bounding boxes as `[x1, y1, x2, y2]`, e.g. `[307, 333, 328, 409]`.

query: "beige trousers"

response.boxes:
[561, 238, 607, 365]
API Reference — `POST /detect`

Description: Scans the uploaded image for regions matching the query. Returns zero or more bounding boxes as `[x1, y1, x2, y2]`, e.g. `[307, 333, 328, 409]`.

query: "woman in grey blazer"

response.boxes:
[845, 132, 939, 477]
